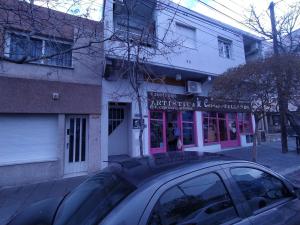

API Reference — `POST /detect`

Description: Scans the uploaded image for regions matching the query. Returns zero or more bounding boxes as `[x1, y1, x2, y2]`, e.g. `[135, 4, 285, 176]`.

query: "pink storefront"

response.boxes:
[148, 92, 253, 154]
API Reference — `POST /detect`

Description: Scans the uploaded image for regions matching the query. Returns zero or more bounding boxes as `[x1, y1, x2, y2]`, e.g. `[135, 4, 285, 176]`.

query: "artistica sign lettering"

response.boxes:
[148, 92, 251, 112]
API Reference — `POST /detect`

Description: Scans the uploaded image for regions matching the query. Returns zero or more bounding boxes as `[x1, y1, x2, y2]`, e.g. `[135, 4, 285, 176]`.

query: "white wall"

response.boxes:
[100, 77, 225, 163]
[103, 0, 246, 77]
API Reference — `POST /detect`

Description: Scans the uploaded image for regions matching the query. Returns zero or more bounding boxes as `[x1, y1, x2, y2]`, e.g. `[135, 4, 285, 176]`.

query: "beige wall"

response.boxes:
[0, 33, 103, 85]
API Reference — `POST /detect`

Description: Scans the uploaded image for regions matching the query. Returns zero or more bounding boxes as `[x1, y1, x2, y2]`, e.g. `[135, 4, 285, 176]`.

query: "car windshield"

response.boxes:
[54, 169, 136, 225]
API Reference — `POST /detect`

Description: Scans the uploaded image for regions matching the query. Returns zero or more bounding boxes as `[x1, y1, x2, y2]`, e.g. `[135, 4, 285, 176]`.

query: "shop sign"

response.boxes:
[147, 92, 251, 112]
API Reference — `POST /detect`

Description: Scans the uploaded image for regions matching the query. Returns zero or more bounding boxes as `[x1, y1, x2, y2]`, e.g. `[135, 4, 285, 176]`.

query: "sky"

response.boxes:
[32, 0, 300, 36]
[172, 0, 300, 35]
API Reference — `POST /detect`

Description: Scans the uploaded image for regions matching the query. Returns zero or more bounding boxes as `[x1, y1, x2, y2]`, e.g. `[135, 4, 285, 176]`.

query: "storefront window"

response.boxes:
[218, 119, 227, 141]
[238, 113, 252, 133]
[150, 112, 164, 149]
[228, 113, 237, 140]
[203, 113, 219, 144]
[182, 111, 195, 145]
[149, 111, 196, 151]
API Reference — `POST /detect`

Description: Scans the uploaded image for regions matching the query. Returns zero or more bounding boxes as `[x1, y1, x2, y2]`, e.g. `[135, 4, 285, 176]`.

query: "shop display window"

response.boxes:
[150, 112, 164, 149]
[203, 113, 219, 144]
[149, 111, 196, 152]
[182, 111, 195, 145]
[238, 113, 253, 133]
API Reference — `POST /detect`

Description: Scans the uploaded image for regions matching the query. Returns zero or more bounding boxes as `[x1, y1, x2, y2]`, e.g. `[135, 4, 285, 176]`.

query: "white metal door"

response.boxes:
[64, 116, 88, 175]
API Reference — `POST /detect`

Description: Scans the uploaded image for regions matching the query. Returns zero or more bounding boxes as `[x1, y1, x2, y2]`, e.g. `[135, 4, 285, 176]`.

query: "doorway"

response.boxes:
[149, 111, 188, 154]
[108, 103, 130, 157]
[220, 113, 239, 148]
[64, 115, 88, 175]
[166, 112, 180, 151]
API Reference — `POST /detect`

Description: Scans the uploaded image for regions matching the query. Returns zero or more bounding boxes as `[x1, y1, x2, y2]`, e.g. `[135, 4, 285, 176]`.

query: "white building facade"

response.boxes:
[101, 0, 261, 164]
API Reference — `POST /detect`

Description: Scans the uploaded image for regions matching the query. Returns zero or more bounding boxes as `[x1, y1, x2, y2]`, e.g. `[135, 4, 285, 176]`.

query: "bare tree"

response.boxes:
[212, 54, 300, 161]
[244, 2, 300, 153]
[1, 0, 182, 157]
[0, 0, 109, 68]
[103, 0, 182, 156]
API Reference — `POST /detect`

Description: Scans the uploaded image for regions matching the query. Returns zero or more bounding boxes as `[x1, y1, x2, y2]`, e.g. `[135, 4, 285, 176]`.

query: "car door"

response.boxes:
[223, 164, 300, 225]
[139, 166, 251, 225]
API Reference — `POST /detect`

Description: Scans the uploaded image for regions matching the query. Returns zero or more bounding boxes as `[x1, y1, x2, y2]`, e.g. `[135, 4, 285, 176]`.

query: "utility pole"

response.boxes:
[269, 2, 279, 55]
[269, 1, 288, 153]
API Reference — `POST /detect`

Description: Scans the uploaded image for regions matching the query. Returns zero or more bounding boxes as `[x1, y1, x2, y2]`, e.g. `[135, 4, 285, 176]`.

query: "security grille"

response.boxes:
[109, 108, 125, 135]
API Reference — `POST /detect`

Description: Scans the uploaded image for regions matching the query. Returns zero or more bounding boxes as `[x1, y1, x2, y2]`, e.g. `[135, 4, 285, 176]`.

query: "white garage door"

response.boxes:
[0, 115, 58, 165]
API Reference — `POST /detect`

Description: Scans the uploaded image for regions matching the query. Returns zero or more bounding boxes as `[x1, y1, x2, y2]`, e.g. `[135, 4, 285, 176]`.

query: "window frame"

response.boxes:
[108, 107, 125, 135]
[148, 111, 197, 153]
[5, 32, 73, 68]
[238, 113, 253, 134]
[202, 112, 220, 145]
[7, 33, 43, 61]
[149, 110, 166, 153]
[218, 37, 232, 59]
[181, 111, 197, 147]
[140, 167, 245, 225]
[175, 22, 197, 49]
[227, 165, 295, 217]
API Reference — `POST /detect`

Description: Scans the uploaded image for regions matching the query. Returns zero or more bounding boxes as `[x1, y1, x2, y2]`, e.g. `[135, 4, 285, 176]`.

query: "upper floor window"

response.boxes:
[113, 0, 156, 47]
[6, 33, 72, 67]
[176, 23, 196, 49]
[218, 37, 232, 59]
[9, 34, 43, 61]
[44, 41, 72, 67]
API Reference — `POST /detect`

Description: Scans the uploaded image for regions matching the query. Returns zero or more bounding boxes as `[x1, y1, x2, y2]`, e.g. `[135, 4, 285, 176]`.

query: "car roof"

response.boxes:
[107, 151, 248, 187]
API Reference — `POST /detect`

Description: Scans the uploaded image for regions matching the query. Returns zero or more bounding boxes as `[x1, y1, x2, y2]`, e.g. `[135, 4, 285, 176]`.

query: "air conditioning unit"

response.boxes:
[186, 81, 202, 94]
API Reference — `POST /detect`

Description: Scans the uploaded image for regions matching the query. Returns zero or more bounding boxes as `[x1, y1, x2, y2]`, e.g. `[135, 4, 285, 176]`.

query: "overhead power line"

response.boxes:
[227, 0, 248, 11]
[209, 0, 246, 20]
[195, 0, 258, 33]
[138, 0, 253, 52]
[158, 1, 246, 37]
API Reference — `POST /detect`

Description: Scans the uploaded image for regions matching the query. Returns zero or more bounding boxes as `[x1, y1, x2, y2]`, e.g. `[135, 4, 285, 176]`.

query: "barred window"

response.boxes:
[7, 33, 72, 67]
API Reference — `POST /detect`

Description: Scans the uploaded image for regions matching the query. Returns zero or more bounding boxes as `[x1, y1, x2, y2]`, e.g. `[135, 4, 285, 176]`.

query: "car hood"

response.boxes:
[7, 196, 64, 225]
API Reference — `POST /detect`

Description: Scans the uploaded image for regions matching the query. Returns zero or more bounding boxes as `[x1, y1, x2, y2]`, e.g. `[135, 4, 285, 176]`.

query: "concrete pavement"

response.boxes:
[222, 137, 300, 186]
[222, 137, 300, 175]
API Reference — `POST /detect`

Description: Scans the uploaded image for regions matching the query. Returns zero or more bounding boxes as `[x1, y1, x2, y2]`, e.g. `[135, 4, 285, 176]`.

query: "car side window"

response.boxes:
[148, 173, 238, 225]
[230, 167, 292, 213]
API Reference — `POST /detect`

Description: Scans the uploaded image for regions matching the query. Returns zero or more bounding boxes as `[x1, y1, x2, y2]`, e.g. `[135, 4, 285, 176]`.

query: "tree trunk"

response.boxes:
[278, 93, 289, 153]
[252, 120, 258, 162]
[137, 92, 144, 157]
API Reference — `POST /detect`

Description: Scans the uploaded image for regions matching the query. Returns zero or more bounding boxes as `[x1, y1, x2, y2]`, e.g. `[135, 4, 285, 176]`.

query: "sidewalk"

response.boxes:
[222, 137, 300, 186]
[222, 137, 300, 175]
[0, 139, 300, 225]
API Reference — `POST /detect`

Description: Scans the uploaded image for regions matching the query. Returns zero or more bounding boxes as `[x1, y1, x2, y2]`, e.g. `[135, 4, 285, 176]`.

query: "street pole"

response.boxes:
[269, 2, 279, 55]
[269, 1, 288, 153]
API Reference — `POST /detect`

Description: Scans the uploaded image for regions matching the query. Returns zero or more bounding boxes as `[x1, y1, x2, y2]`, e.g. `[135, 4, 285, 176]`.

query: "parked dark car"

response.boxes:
[8, 151, 300, 225]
